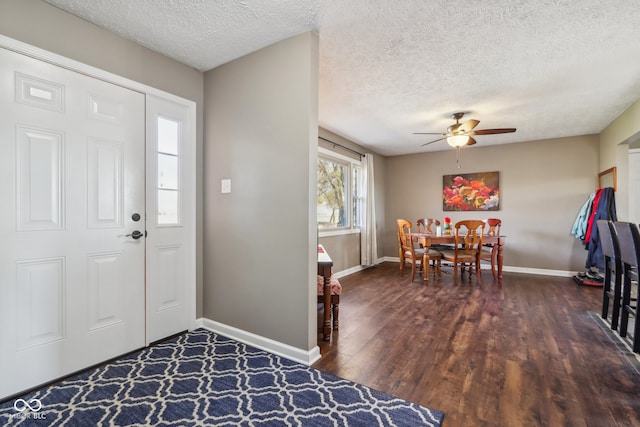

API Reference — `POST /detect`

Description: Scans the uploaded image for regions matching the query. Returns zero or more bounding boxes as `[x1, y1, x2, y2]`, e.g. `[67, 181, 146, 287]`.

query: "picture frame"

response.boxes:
[443, 171, 500, 211]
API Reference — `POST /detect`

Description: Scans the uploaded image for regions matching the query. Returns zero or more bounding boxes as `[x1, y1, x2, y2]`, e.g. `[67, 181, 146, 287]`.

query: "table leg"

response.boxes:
[323, 275, 331, 340]
[319, 265, 332, 341]
[497, 242, 504, 279]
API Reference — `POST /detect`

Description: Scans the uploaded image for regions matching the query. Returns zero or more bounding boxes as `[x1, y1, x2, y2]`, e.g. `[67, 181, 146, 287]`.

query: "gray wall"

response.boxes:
[203, 33, 319, 351]
[385, 135, 600, 272]
[0, 0, 205, 316]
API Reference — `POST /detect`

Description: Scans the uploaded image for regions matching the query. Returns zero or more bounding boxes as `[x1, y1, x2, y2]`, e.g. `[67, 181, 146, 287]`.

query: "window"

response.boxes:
[352, 165, 364, 228]
[157, 116, 180, 225]
[317, 148, 363, 233]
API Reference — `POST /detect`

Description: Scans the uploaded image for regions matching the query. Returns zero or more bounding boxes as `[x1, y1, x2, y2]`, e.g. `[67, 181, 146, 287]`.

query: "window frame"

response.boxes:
[317, 147, 363, 237]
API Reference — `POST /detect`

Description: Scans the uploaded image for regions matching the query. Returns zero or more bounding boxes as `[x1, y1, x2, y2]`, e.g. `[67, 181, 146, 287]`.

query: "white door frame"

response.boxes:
[629, 148, 640, 224]
[0, 35, 197, 346]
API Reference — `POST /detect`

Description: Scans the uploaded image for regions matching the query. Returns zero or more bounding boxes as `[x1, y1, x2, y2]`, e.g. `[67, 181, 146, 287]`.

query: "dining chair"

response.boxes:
[597, 220, 623, 330]
[439, 220, 486, 283]
[416, 218, 453, 251]
[417, 218, 440, 233]
[613, 221, 640, 353]
[480, 218, 501, 279]
[397, 219, 441, 282]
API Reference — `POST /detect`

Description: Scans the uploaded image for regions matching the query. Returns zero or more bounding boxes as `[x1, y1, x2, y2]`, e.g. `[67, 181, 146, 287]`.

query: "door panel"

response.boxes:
[146, 95, 194, 343]
[0, 48, 145, 399]
[87, 252, 125, 330]
[15, 258, 65, 350]
[15, 125, 64, 231]
[87, 138, 124, 228]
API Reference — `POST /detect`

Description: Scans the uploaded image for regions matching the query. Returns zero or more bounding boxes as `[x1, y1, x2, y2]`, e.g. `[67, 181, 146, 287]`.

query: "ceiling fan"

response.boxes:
[415, 112, 516, 148]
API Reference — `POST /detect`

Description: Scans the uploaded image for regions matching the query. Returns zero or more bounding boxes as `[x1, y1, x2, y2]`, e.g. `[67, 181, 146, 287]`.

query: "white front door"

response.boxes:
[0, 48, 146, 399]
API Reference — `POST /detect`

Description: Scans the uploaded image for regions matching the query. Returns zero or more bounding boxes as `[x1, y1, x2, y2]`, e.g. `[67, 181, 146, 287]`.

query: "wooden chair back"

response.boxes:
[398, 219, 436, 281]
[455, 220, 486, 254]
[417, 218, 441, 233]
[439, 220, 486, 283]
[397, 219, 415, 253]
[484, 218, 501, 236]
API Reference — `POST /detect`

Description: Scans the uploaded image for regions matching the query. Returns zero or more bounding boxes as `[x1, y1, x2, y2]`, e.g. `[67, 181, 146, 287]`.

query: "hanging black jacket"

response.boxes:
[585, 187, 617, 270]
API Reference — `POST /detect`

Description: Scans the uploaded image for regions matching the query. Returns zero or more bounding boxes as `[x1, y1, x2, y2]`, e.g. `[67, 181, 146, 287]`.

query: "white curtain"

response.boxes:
[360, 153, 378, 266]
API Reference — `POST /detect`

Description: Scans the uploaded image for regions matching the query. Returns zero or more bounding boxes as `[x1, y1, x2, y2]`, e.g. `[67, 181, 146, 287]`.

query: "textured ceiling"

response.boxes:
[44, 0, 640, 156]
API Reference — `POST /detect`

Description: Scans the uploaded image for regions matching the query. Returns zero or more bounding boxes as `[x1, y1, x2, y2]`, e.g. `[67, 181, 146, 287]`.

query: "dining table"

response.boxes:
[412, 232, 506, 283]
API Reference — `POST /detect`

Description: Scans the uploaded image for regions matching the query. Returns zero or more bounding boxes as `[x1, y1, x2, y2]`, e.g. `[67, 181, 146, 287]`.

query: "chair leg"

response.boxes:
[453, 262, 459, 284]
[601, 266, 611, 321]
[633, 312, 640, 353]
[611, 272, 622, 330]
[491, 247, 498, 279]
[620, 272, 631, 337]
[428, 258, 440, 277]
[332, 297, 339, 330]
[410, 260, 416, 282]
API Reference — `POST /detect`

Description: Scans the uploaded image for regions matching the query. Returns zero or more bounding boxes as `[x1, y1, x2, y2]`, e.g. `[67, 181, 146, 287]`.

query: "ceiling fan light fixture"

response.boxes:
[446, 135, 470, 147]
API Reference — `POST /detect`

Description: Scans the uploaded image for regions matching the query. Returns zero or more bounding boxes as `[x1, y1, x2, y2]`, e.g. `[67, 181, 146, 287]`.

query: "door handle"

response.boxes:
[125, 230, 145, 240]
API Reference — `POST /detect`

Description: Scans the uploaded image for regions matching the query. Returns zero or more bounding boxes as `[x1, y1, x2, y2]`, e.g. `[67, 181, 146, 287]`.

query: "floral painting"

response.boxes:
[443, 171, 500, 211]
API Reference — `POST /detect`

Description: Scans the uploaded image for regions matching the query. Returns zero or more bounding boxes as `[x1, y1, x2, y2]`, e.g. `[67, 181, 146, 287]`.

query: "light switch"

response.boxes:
[221, 179, 231, 194]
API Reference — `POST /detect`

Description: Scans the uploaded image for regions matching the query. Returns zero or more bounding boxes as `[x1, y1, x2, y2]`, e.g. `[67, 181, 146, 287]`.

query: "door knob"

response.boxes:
[126, 230, 144, 240]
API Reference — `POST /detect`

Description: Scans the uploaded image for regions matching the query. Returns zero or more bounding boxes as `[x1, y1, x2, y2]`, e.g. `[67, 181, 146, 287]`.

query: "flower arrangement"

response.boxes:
[443, 216, 452, 234]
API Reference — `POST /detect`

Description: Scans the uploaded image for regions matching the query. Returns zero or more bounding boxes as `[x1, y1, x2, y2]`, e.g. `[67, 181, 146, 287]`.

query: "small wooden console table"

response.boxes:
[317, 244, 333, 341]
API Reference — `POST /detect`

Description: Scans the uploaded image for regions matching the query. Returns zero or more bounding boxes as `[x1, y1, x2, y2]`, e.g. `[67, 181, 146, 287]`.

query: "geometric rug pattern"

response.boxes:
[0, 329, 444, 426]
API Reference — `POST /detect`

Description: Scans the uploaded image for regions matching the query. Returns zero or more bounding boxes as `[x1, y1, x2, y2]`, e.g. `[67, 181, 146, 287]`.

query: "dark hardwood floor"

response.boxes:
[312, 262, 640, 427]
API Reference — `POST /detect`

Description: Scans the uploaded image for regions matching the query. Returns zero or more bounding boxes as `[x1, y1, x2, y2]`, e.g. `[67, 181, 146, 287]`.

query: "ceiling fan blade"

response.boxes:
[468, 128, 516, 136]
[458, 119, 480, 133]
[447, 123, 461, 134]
[413, 132, 445, 135]
[466, 137, 477, 146]
[421, 136, 445, 146]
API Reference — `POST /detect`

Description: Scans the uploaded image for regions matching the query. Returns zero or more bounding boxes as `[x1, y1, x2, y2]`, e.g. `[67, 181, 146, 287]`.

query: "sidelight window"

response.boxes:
[157, 116, 180, 225]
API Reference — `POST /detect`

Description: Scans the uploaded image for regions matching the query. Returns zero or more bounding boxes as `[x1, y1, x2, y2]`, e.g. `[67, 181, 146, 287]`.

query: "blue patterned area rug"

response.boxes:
[0, 329, 444, 426]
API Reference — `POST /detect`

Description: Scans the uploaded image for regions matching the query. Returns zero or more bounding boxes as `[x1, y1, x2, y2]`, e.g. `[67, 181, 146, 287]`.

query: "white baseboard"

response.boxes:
[196, 318, 321, 366]
[331, 258, 387, 278]
[381, 256, 577, 278]
[332, 264, 365, 278]
[502, 266, 577, 277]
